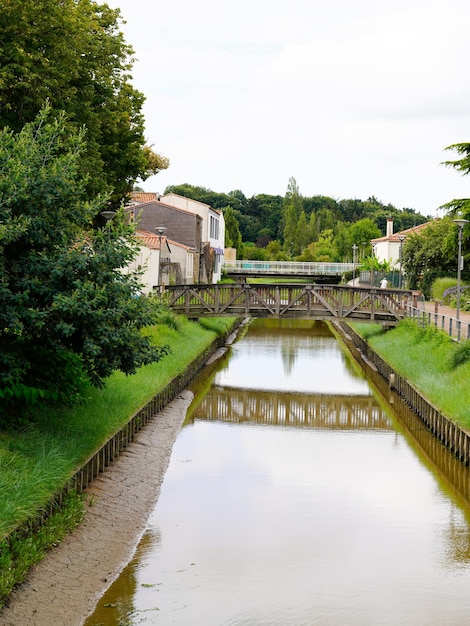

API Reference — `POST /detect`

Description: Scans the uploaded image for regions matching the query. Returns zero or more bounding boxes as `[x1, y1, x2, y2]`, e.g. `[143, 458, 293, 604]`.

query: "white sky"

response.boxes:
[107, 0, 470, 216]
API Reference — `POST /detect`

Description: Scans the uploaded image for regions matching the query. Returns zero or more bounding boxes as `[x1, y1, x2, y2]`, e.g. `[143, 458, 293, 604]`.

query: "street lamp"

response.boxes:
[100, 210, 116, 240]
[371, 243, 376, 286]
[352, 244, 358, 285]
[155, 226, 167, 286]
[454, 218, 469, 322]
[398, 235, 406, 289]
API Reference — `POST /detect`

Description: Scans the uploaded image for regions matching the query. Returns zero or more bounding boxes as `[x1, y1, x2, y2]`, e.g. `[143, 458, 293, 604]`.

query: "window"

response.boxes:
[210, 215, 219, 239]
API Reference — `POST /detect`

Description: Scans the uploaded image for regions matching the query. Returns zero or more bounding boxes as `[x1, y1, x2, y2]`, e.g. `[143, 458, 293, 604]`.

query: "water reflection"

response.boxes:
[86, 320, 470, 626]
[190, 387, 392, 430]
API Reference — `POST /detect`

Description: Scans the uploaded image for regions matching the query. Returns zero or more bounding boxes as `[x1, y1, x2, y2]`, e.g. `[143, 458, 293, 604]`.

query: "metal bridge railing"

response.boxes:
[222, 260, 355, 275]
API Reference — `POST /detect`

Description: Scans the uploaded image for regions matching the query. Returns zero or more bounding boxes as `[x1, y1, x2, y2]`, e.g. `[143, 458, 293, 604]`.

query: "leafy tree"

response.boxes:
[298, 229, 337, 262]
[0, 107, 168, 419]
[294, 210, 310, 254]
[283, 177, 303, 255]
[241, 242, 268, 260]
[164, 184, 231, 210]
[441, 143, 470, 218]
[223, 205, 242, 257]
[402, 217, 461, 295]
[0, 0, 168, 208]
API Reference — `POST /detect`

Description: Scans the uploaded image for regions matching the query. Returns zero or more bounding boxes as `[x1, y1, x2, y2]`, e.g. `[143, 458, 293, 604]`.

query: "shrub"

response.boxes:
[449, 341, 470, 369]
[431, 277, 457, 301]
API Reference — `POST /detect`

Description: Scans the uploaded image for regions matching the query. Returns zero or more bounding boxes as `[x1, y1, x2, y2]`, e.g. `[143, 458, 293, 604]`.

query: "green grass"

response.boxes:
[351, 319, 470, 428]
[0, 315, 236, 608]
[0, 491, 85, 608]
[431, 277, 457, 301]
[0, 316, 236, 540]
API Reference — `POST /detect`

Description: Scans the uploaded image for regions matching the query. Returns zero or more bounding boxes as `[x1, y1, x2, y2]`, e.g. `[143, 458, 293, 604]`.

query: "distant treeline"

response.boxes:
[164, 183, 428, 246]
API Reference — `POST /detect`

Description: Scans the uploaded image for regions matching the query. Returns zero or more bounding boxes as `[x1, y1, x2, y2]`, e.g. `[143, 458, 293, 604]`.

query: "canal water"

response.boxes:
[86, 319, 470, 625]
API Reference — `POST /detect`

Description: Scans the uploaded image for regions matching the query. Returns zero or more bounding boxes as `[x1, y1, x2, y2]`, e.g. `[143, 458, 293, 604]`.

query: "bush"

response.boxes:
[441, 285, 470, 311]
[431, 277, 457, 301]
[449, 341, 470, 369]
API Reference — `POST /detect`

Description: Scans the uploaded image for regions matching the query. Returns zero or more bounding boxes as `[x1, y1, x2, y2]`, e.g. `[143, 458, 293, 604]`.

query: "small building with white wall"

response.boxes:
[371, 218, 432, 268]
[160, 192, 225, 283]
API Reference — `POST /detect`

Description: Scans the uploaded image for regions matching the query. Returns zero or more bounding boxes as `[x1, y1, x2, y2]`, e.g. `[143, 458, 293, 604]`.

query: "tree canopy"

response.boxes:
[0, 0, 168, 208]
[167, 182, 429, 262]
[0, 107, 168, 419]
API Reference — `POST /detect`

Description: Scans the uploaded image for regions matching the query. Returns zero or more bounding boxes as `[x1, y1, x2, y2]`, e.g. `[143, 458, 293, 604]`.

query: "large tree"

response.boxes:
[283, 177, 304, 255]
[402, 217, 459, 295]
[442, 143, 470, 218]
[0, 107, 168, 419]
[0, 0, 168, 208]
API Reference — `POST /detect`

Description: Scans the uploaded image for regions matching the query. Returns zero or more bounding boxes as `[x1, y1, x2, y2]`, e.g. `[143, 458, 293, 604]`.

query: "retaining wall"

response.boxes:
[335, 322, 470, 466]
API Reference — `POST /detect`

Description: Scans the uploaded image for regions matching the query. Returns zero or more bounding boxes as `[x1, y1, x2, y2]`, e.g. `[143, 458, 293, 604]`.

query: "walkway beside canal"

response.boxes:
[421, 300, 470, 341]
[0, 392, 192, 626]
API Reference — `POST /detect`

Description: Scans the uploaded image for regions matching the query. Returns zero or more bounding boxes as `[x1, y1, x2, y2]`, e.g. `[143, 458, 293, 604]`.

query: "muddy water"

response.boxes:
[86, 319, 470, 625]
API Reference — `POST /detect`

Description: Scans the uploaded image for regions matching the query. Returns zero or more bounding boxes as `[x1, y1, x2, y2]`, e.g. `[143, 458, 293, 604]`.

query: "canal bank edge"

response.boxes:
[333, 321, 470, 466]
[0, 316, 247, 617]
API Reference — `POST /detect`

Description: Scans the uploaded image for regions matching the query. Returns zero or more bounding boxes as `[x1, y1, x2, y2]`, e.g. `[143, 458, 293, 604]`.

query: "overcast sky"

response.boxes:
[107, 0, 470, 216]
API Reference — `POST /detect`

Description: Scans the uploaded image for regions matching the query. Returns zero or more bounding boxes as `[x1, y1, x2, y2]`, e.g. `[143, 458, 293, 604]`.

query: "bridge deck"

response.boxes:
[165, 284, 412, 323]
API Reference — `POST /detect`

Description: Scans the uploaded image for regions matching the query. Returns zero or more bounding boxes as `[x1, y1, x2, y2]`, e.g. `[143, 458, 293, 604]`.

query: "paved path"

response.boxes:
[0, 391, 193, 626]
[420, 300, 470, 340]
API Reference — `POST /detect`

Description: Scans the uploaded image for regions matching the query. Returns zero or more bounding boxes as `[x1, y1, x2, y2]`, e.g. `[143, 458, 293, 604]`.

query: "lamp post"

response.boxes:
[454, 218, 469, 322]
[371, 243, 376, 286]
[352, 244, 358, 285]
[100, 210, 116, 240]
[155, 226, 167, 287]
[398, 235, 406, 289]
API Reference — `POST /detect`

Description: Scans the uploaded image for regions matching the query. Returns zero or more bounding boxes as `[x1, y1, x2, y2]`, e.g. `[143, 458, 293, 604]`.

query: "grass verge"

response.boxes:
[0, 315, 236, 608]
[350, 319, 470, 429]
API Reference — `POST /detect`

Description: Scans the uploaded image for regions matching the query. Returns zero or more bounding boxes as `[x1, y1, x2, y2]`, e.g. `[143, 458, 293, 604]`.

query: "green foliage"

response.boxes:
[366, 318, 470, 426]
[241, 242, 268, 260]
[0, 0, 168, 208]
[398, 317, 452, 346]
[0, 491, 85, 608]
[223, 205, 243, 256]
[283, 177, 304, 255]
[360, 255, 393, 272]
[154, 307, 181, 331]
[402, 217, 458, 295]
[0, 107, 169, 419]
[449, 341, 470, 369]
[431, 277, 458, 301]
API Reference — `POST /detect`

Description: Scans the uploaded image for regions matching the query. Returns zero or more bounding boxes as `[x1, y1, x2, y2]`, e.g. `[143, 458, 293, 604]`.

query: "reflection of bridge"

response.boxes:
[166, 284, 412, 323]
[189, 386, 393, 430]
[222, 260, 354, 283]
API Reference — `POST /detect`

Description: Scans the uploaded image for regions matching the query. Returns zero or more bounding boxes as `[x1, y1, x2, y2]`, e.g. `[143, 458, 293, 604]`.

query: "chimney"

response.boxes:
[386, 218, 393, 238]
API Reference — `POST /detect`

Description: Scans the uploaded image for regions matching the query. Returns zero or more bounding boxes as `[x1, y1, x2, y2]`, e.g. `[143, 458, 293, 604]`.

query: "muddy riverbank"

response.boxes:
[0, 391, 193, 626]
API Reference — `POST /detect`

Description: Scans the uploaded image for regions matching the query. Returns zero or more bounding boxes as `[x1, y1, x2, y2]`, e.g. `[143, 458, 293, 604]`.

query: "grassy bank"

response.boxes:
[0, 315, 235, 607]
[351, 319, 470, 429]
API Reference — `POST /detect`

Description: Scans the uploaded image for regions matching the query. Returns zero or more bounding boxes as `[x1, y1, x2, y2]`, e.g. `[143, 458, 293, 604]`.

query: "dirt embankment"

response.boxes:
[0, 390, 193, 626]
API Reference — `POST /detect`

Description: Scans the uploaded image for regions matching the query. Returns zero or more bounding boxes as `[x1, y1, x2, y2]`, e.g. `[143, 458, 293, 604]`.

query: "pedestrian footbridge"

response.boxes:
[165, 284, 413, 324]
[222, 260, 354, 283]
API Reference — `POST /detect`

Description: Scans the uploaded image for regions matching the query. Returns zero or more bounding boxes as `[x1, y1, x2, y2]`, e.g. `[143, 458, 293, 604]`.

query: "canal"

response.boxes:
[87, 319, 470, 625]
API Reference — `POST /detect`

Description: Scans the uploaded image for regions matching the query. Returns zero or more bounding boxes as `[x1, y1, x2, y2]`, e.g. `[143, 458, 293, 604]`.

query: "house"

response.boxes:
[129, 191, 158, 204]
[160, 192, 225, 283]
[126, 230, 197, 292]
[126, 230, 171, 294]
[371, 218, 432, 268]
[128, 192, 226, 283]
[126, 200, 207, 281]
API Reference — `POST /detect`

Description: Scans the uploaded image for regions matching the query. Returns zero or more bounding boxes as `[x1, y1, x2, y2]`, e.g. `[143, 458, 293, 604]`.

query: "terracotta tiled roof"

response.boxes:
[371, 221, 432, 243]
[135, 229, 166, 249]
[130, 191, 158, 204]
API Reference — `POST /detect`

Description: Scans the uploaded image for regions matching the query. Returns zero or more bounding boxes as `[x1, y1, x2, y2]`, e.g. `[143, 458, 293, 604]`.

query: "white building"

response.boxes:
[160, 192, 225, 283]
[371, 218, 432, 268]
[126, 230, 197, 293]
